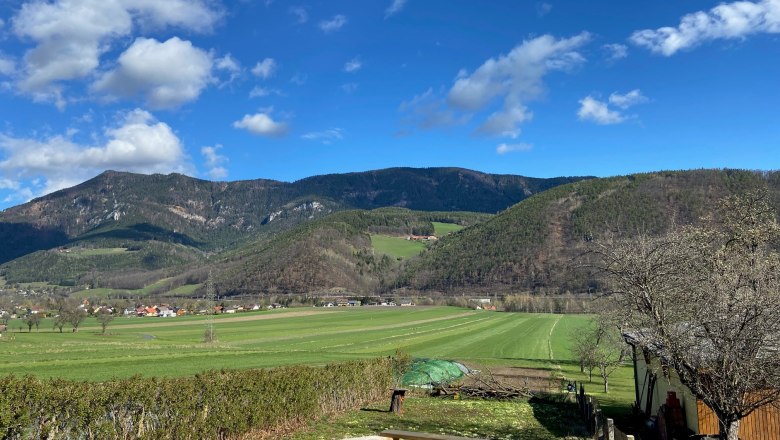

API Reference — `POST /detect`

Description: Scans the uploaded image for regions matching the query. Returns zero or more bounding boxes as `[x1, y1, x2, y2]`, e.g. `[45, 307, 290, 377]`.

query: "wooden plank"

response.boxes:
[379, 429, 488, 440]
[697, 398, 780, 440]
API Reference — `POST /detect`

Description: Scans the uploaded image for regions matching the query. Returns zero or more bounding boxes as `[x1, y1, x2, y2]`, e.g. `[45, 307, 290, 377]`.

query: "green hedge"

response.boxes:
[0, 358, 393, 439]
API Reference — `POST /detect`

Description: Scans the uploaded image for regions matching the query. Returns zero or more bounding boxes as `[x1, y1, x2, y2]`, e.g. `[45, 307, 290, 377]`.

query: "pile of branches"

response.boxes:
[434, 371, 532, 399]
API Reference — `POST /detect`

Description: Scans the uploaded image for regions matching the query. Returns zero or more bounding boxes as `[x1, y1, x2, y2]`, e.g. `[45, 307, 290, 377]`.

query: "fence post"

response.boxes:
[605, 418, 614, 440]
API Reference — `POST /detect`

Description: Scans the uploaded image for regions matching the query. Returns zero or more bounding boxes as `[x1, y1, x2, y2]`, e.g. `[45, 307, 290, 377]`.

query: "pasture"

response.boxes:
[432, 221, 464, 236]
[1, 308, 582, 380]
[371, 234, 427, 259]
[0, 307, 632, 410]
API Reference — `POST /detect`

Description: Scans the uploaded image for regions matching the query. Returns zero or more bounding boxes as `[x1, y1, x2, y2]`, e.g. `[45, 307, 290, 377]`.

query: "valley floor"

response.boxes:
[1, 307, 634, 438]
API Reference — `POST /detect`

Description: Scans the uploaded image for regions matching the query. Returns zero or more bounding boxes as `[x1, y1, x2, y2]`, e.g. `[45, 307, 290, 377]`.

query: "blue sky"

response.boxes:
[0, 0, 778, 209]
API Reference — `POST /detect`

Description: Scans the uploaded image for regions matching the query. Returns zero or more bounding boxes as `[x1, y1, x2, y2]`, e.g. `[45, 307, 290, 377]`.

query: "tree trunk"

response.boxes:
[603, 376, 609, 393]
[721, 418, 740, 440]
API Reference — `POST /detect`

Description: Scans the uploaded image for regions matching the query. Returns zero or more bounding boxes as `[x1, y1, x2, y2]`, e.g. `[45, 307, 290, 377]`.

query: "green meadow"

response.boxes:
[432, 221, 464, 236]
[0, 307, 633, 412]
[371, 234, 427, 258]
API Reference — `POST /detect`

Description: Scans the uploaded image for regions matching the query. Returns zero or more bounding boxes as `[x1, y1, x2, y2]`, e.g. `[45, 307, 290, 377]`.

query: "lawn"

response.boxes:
[371, 234, 427, 259]
[288, 396, 588, 440]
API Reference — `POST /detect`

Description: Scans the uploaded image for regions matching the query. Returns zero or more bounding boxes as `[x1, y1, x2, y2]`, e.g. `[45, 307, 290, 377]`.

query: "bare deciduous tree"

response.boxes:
[24, 313, 41, 332]
[53, 314, 67, 333]
[96, 309, 114, 335]
[590, 191, 780, 440]
[571, 317, 629, 393]
[66, 307, 87, 333]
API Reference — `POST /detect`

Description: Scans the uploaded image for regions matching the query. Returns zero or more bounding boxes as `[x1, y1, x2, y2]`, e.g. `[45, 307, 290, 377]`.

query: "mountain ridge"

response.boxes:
[0, 167, 588, 269]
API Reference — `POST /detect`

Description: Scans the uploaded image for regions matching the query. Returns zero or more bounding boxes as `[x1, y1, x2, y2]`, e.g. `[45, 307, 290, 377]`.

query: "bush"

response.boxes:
[0, 358, 393, 439]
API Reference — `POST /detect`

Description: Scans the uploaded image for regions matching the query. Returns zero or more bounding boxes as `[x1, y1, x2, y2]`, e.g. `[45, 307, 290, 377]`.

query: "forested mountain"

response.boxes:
[0, 168, 581, 290]
[5, 168, 777, 297]
[213, 208, 490, 295]
[0, 168, 586, 264]
[398, 169, 780, 294]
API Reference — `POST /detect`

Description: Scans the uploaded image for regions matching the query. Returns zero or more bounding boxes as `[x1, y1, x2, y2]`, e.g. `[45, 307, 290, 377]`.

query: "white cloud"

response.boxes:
[578, 89, 649, 125]
[603, 43, 628, 60]
[233, 111, 288, 137]
[344, 57, 362, 73]
[400, 87, 472, 130]
[121, 0, 222, 32]
[536, 2, 552, 17]
[477, 105, 532, 139]
[448, 33, 589, 110]
[215, 53, 241, 85]
[301, 128, 344, 144]
[0, 108, 189, 197]
[608, 89, 648, 109]
[93, 37, 213, 109]
[319, 14, 347, 33]
[577, 96, 624, 125]
[630, 0, 780, 56]
[10, 0, 221, 105]
[249, 86, 281, 98]
[496, 142, 533, 154]
[289, 6, 308, 24]
[0, 55, 15, 76]
[251, 58, 277, 79]
[403, 33, 590, 138]
[201, 144, 228, 179]
[385, 0, 407, 18]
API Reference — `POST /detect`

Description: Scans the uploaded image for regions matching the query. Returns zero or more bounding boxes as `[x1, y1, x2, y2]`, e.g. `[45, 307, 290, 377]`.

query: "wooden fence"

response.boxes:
[697, 399, 780, 440]
[575, 383, 631, 440]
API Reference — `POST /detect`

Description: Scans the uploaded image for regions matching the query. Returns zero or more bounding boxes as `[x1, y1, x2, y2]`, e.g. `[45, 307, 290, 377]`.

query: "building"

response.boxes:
[624, 333, 780, 440]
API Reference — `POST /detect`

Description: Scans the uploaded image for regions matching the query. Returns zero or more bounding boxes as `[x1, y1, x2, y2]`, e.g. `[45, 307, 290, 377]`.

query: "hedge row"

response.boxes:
[0, 358, 394, 439]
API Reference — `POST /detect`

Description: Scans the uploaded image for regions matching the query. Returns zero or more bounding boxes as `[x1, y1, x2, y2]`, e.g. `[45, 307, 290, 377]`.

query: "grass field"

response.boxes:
[70, 281, 203, 298]
[432, 221, 464, 236]
[371, 234, 427, 259]
[63, 247, 130, 256]
[0, 307, 633, 414]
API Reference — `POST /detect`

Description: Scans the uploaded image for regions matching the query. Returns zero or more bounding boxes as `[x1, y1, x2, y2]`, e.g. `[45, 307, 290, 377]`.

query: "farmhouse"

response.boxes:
[157, 306, 176, 318]
[407, 234, 437, 241]
[624, 333, 780, 440]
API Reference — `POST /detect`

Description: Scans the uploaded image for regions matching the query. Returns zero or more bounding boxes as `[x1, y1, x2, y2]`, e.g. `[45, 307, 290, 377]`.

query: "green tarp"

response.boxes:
[402, 359, 469, 387]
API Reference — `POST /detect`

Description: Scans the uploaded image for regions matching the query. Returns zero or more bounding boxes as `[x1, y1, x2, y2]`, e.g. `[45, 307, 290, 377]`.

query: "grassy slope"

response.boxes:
[371, 234, 427, 259]
[432, 221, 464, 236]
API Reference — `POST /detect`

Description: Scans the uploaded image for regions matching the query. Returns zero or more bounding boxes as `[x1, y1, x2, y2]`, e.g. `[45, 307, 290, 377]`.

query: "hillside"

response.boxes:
[0, 168, 585, 265]
[213, 208, 490, 295]
[399, 169, 780, 293]
[0, 168, 583, 290]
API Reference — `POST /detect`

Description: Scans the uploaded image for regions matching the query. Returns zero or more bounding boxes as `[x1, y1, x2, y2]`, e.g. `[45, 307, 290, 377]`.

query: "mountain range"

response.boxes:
[0, 167, 585, 295]
[2, 167, 778, 297]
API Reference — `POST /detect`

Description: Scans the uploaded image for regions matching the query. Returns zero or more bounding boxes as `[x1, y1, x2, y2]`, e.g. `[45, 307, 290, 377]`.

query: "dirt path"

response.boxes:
[79, 310, 336, 330]
[548, 314, 562, 360]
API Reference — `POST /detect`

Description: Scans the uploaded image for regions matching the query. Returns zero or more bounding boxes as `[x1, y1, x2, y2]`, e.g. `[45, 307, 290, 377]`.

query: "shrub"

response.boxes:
[0, 358, 393, 439]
